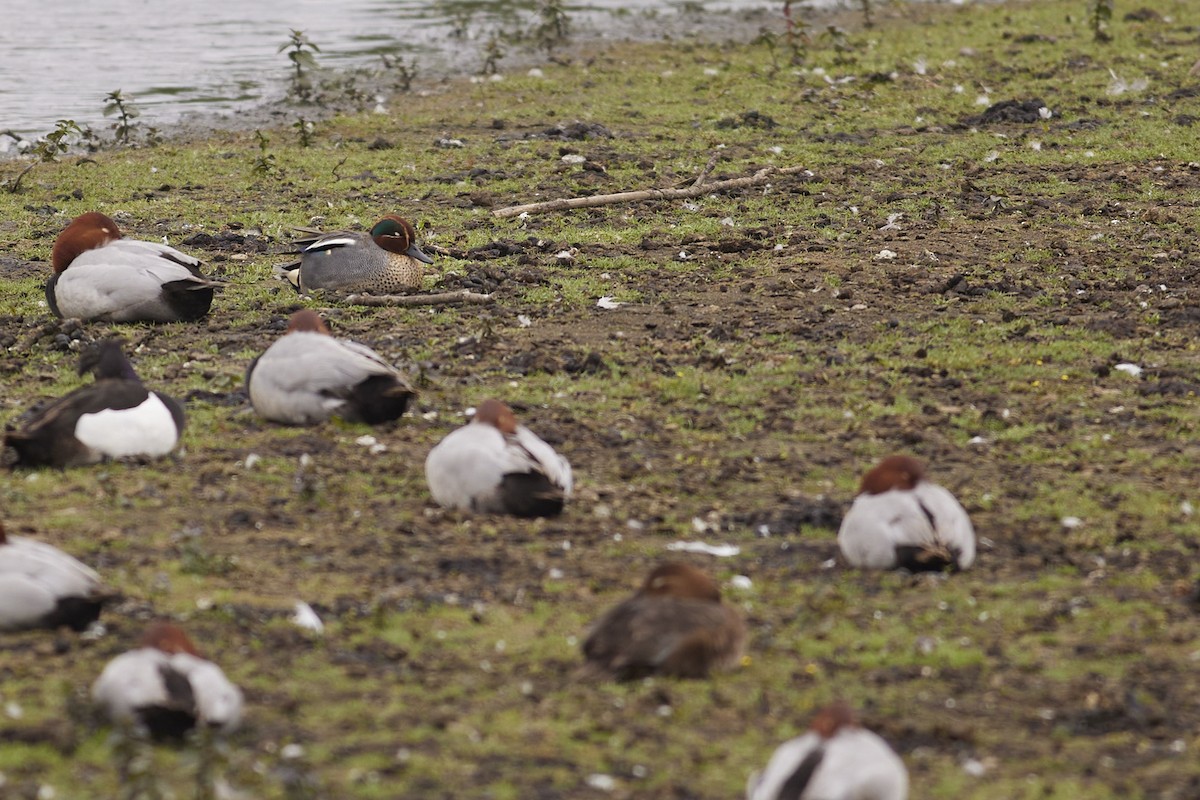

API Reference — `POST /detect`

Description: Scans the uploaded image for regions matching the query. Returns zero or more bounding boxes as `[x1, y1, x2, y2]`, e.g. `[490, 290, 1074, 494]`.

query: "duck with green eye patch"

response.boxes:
[281, 214, 434, 294]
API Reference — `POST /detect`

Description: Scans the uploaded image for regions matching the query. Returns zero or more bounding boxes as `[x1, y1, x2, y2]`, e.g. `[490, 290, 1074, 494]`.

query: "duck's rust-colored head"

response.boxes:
[859, 455, 927, 495]
[639, 562, 722, 603]
[474, 399, 519, 435]
[51, 212, 123, 272]
[140, 622, 202, 657]
[809, 701, 858, 738]
[287, 309, 331, 335]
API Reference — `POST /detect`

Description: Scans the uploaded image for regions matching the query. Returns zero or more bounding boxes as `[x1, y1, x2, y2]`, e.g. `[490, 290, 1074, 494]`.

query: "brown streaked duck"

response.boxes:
[424, 399, 572, 517]
[0, 521, 111, 632]
[4, 340, 184, 468]
[246, 310, 415, 425]
[746, 702, 909, 800]
[46, 211, 218, 322]
[91, 622, 243, 740]
[281, 215, 433, 294]
[837, 455, 976, 572]
[582, 562, 746, 681]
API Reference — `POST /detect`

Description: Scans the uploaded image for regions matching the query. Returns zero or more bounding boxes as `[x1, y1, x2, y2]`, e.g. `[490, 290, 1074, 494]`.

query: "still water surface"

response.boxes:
[0, 0, 795, 141]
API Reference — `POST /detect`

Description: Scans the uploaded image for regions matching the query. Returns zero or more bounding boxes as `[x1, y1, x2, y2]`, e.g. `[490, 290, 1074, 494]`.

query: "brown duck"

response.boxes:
[583, 563, 746, 680]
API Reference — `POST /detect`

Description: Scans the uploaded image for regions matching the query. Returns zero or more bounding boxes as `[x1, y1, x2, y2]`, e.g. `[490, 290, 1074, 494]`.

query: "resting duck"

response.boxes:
[583, 563, 746, 681]
[281, 215, 433, 294]
[424, 399, 572, 517]
[0, 521, 110, 632]
[837, 455, 976, 572]
[4, 340, 184, 467]
[92, 622, 243, 739]
[246, 310, 415, 425]
[746, 702, 908, 800]
[46, 211, 218, 322]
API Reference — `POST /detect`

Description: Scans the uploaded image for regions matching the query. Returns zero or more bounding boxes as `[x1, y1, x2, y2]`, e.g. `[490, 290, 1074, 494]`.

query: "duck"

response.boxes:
[4, 339, 184, 467]
[837, 455, 975, 572]
[92, 622, 243, 739]
[281, 215, 433, 294]
[0, 521, 110, 632]
[46, 211, 218, 322]
[424, 399, 572, 517]
[746, 702, 908, 800]
[582, 562, 746, 681]
[246, 310, 415, 425]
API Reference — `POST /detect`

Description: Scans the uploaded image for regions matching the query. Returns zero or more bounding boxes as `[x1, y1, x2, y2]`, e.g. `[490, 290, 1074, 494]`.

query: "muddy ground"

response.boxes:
[1, 1, 1199, 798]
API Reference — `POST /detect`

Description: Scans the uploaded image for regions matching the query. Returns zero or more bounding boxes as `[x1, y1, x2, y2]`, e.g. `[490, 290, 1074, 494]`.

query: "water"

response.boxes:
[0, 0, 795, 144]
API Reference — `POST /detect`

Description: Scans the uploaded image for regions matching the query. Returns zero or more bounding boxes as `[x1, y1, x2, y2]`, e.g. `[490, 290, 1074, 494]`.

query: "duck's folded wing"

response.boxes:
[746, 733, 824, 800]
[264, 337, 402, 396]
[912, 482, 975, 568]
[171, 654, 243, 730]
[54, 258, 211, 316]
[292, 228, 361, 254]
[1, 537, 101, 597]
[507, 427, 573, 494]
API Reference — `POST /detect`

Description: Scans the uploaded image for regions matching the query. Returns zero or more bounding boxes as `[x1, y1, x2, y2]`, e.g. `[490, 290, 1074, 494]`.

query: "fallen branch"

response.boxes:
[342, 290, 494, 307]
[493, 164, 810, 218]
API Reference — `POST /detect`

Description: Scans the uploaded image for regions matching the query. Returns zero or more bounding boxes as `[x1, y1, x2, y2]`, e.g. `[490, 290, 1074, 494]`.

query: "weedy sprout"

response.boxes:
[103, 89, 141, 145]
[280, 29, 322, 100]
[2, 119, 85, 193]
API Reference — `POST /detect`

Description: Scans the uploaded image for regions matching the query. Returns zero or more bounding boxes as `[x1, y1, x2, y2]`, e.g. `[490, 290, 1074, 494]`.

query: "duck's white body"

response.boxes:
[425, 416, 572, 516]
[0, 535, 105, 631]
[50, 239, 212, 323]
[73, 392, 181, 459]
[248, 330, 412, 425]
[838, 481, 975, 570]
[92, 647, 243, 733]
[747, 727, 909, 800]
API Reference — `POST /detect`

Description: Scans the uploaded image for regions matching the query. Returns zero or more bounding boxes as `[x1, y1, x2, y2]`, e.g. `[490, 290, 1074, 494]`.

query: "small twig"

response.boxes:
[693, 150, 722, 188]
[493, 164, 809, 218]
[5, 161, 36, 193]
[342, 290, 494, 307]
[332, 156, 348, 180]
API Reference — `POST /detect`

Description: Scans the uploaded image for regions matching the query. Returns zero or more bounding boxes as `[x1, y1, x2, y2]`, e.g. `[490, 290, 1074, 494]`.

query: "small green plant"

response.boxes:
[481, 34, 506, 76]
[1088, 0, 1114, 41]
[532, 0, 571, 53]
[251, 130, 278, 176]
[2, 119, 84, 192]
[780, 0, 810, 64]
[820, 25, 853, 63]
[381, 54, 419, 92]
[859, 0, 874, 27]
[33, 118, 83, 162]
[103, 89, 141, 145]
[293, 116, 315, 147]
[279, 29, 321, 99]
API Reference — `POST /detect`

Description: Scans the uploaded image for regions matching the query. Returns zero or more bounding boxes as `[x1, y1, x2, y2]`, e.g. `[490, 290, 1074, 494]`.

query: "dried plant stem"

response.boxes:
[493, 164, 808, 218]
[692, 150, 722, 188]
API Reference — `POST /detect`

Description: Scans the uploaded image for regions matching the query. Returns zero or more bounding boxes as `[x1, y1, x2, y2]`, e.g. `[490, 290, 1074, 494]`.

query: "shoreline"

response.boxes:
[0, 0, 896, 163]
[2, 2, 795, 153]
